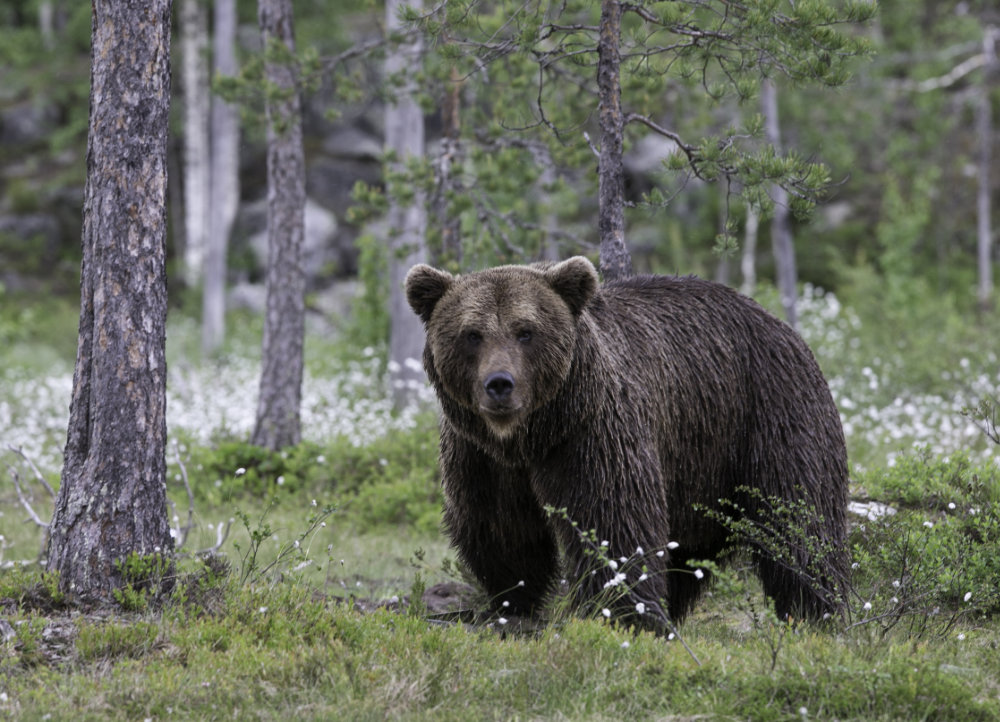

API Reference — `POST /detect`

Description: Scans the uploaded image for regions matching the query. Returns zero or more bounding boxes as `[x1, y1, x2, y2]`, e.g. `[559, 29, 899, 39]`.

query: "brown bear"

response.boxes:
[405, 256, 849, 630]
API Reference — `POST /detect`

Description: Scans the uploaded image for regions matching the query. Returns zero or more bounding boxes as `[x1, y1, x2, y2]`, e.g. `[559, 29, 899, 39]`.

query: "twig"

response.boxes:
[6, 445, 55, 498]
[6, 464, 50, 530]
[198, 518, 234, 556]
[4, 447, 53, 564]
[170, 442, 197, 550]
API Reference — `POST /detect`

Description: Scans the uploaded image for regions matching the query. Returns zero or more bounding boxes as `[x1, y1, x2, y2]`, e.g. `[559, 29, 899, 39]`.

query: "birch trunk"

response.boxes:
[741, 208, 759, 296]
[47, 0, 174, 601]
[977, 28, 996, 314]
[202, 0, 241, 354]
[252, 0, 306, 450]
[386, 0, 428, 408]
[180, 0, 211, 289]
[762, 78, 798, 330]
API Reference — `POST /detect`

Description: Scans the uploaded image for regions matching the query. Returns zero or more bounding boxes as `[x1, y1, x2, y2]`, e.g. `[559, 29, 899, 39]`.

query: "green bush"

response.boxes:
[176, 423, 441, 530]
[856, 447, 1000, 510]
[850, 450, 1000, 629]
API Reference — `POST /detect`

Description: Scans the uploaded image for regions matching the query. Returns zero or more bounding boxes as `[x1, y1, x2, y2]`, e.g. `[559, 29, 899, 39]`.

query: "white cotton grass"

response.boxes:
[3, 287, 999, 479]
[0, 343, 439, 475]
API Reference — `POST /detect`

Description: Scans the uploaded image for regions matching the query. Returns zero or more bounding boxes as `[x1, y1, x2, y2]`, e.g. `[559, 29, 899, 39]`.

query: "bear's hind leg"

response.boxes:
[756, 548, 848, 621]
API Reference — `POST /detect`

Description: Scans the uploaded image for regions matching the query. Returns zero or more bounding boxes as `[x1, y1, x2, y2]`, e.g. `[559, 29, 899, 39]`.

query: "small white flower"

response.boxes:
[635, 602, 646, 614]
[863, 601, 872, 611]
[964, 592, 972, 602]
[667, 632, 675, 640]
[957, 633, 966, 641]
[947, 502, 956, 510]
[656, 551, 665, 558]
[601, 540, 609, 547]
[277, 475, 285, 486]
[604, 573, 627, 589]
[694, 569, 704, 580]
[258, 606, 268, 614]
[621, 640, 630, 649]
[601, 608, 611, 618]
[891, 597, 899, 604]
[892, 579, 901, 588]
[293, 540, 300, 549]
[517, 580, 525, 587]
[235, 467, 246, 476]
[923, 521, 933, 528]
[635, 545, 644, 555]
[316, 455, 326, 464]
[311, 499, 317, 507]
[851, 562, 860, 569]
[498, 617, 508, 626]
[619, 556, 627, 564]
[608, 560, 619, 571]
[502, 600, 510, 608]
[389, 595, 399, 604]
[638, 573, 648, 582]
[799, 707, 808, 717]
[667, 541, 680, 550]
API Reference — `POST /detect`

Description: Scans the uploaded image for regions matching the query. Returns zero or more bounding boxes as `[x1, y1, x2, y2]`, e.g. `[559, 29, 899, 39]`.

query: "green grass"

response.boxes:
[2, 289, 1000, 718]
[2, 585, 998, 720]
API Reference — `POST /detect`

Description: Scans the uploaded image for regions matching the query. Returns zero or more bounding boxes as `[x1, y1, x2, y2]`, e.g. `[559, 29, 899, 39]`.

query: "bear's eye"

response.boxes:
[517, 329, 533, 344]
[465, 330, 482, 345]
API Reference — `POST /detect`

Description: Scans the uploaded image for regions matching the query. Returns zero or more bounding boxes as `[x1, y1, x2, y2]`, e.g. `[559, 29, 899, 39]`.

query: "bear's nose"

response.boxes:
[484, 371, 515, 401]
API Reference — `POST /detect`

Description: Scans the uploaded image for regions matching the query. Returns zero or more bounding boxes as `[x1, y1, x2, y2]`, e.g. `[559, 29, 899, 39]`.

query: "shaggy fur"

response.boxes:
[406, 256, 849, 628]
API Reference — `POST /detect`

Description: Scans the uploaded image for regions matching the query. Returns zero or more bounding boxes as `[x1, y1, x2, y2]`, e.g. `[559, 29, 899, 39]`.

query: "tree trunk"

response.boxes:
[741, 207, 759, 296]
[47, 0, 174, 602]
[977, 27, 997, 314]
[179, 0, 211, 289]
[762, 78, 798, 330]
[530, 143, 561, 262]
[202, 0, 241, 355]
[597, 0, 632, 281]
[386, 0, 428, 409]
[252, 0, 306, 450]
[433, 62, 463, 268]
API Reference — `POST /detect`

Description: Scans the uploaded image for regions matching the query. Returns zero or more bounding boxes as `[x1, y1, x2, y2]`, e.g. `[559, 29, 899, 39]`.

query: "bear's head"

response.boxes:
[405, 257, 599, 437]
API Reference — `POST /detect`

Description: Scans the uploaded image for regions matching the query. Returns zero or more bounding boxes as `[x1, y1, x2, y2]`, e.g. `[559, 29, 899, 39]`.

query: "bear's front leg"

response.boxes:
[438, 426, 560, 615]
[535, 440, 682, 633]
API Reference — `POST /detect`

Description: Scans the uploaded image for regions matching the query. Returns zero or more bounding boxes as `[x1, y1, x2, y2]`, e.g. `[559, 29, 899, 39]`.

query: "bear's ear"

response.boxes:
[405, 264, 454, 324]
[544, 256, 599, 317]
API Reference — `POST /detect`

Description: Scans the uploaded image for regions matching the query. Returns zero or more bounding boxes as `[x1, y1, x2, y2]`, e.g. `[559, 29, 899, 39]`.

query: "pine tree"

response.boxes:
[47, 0, 175, 602]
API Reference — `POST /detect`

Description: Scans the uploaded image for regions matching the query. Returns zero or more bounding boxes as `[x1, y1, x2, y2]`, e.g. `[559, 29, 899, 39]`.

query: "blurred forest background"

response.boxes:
[1, 0, 997, 331]
[3, 5, 1000, 715]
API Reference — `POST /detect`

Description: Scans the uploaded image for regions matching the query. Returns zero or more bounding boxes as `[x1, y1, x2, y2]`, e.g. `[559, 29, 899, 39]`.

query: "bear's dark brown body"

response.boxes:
[406, 257, 849, 628]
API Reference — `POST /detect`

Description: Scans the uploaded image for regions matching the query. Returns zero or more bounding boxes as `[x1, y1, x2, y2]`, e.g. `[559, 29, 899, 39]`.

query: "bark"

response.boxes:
[386, 0, 428, 409]
[741, 207, 759, 296]
[47, 0, 174, 601]
[202, 0, 241, 355]
[433, 62, 463, 267]
[530, 143, 561, 262]
[180, 0, 211, 289]
[977, 27, 997, 314]
[762, 78, 798, 330]
[597, 0, 632, 281]
[252, 0, 307, 450]
[38, 1, 54, 49]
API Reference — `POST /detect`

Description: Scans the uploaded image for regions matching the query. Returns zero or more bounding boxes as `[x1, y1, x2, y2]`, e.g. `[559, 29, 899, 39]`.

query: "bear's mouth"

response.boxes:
[479, 403, 522, 421]
[478, 401, 525, 428]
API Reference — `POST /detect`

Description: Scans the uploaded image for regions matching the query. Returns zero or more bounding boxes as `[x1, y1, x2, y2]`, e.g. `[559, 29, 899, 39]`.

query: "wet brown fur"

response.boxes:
[406, 257, 849, 629]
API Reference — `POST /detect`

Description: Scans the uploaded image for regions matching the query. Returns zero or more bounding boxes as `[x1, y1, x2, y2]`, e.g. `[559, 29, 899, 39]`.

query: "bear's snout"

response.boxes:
[484, 371, 515, 401]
